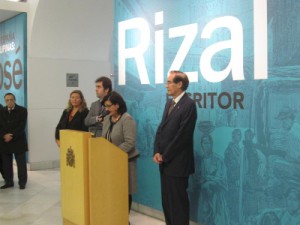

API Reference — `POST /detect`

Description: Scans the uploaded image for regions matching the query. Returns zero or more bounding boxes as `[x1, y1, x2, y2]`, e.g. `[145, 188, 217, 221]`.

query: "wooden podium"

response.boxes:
[60, 130, 128, 225]
[89, 137, 128, 225]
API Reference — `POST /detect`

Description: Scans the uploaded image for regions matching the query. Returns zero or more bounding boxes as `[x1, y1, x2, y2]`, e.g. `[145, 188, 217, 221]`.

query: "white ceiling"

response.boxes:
[0, 9, 21, 23]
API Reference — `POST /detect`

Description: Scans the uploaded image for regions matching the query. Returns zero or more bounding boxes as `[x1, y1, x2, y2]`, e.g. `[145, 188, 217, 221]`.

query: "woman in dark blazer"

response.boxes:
[101, 91, 139, 214]
[55, 90, 89, 147]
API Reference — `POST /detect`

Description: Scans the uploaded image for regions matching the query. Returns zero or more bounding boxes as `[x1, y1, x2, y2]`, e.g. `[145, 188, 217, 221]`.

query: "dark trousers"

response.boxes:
[0, 154, 4, 179]
[0, 154, 4, 180]
[2, 152, 27, 186]
[129, 194, 132, 212]
[160, 172, 190, 225]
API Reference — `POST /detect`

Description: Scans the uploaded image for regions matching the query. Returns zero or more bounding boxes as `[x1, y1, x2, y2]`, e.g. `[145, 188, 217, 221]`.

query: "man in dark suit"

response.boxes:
[153, 70, 197, 225]
[84, 76, 112, 137]
[0, 93, 28, 189]
[0, 103, 4, 180]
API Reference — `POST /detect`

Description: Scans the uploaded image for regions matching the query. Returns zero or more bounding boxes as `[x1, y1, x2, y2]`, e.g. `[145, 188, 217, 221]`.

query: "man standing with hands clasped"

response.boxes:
[0, 103, 4, 180]
[153, 70, 197, 225]
[0, 93, 28, 190]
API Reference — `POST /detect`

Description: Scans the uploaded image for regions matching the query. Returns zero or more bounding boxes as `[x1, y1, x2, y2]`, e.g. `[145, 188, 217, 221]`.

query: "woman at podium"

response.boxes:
[101, 91, 139, 213]
[55, 90, 89, 147]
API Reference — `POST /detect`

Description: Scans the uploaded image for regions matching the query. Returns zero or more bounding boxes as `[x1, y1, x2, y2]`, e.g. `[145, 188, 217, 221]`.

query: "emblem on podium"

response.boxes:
[66, 146, 75, 168]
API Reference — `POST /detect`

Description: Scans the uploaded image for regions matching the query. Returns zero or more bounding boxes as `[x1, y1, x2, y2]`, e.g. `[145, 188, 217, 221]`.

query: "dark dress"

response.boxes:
[55, 108, 89, 140]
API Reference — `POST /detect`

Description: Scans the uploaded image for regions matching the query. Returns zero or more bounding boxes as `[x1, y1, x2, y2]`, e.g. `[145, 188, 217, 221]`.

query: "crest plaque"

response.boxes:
[66, 146, 75, 168]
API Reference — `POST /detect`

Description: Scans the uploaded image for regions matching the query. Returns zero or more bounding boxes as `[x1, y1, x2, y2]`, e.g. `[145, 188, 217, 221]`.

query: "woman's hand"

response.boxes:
[55, 139, 60, 147]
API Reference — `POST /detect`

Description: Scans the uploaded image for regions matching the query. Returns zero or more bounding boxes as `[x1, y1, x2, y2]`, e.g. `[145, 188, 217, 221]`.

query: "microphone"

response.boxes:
[98, 109, 109, 122]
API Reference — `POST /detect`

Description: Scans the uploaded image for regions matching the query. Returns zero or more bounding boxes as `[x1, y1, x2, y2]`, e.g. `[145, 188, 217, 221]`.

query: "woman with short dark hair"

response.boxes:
[101, 91, 139, 215]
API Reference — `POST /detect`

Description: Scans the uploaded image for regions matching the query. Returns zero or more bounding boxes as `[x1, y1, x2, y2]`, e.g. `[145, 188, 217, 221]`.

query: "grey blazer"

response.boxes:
[84, 100, 104, 137]
[102, 112, 139, 194]
[102, 112, 139, 160]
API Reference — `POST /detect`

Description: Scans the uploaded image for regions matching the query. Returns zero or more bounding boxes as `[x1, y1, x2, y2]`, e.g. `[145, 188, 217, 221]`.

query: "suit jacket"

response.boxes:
[102, 112, 139, 160]
[55, 108, 89, 140]
[84, 100, 105, 137]
[0, 104, 28, 154]
[154, 93, 197, 177]
[102, 112, 139, 194]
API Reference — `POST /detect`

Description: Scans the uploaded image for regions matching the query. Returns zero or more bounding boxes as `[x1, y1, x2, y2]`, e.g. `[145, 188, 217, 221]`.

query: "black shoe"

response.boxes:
[19, 185, 26, 189]
[1, 183, 14, 189]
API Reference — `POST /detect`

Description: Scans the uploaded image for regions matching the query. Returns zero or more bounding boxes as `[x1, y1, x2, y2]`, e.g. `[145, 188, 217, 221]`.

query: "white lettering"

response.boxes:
[254, 0, 268, 79]
[117, 3, 268, 85]
[118, 18, 150, 85]
[155, 11, 164, 84]
[0, 42, 15, 54]
[169, 23, 198, 82]
[200, 16, 244, 83]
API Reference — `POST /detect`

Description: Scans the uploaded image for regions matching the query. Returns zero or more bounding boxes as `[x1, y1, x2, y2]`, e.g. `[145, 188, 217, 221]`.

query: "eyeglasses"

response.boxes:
[104, 104, 114, 108]
[166, 81, 175, 85]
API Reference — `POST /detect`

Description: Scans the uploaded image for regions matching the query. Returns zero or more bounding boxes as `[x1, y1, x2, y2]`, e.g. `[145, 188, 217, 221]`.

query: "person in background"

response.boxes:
[224, 129, 242, 225]
[101, 91, 139, 216]
[85, 76, 112, 137]
[197, 135, 229, 225]
[55, 90, 89, 147]
[153, 70, 197, 225]
[0, 103, 4, 180]
[0, 93, 28, 189]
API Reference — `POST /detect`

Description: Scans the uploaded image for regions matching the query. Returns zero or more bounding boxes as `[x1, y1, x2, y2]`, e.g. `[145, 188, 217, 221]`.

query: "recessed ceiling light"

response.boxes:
[6, 0, 27, 2]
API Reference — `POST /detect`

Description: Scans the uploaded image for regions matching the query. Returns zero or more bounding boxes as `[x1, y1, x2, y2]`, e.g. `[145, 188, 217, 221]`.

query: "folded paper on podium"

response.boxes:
[60, 131, 128, 225]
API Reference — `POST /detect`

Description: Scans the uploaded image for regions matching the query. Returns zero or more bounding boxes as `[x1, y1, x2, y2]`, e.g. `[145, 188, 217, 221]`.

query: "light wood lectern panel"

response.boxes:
[89, 137, 128, 225]
[60, 130, 91, 225]
[60, 131, 128, 225]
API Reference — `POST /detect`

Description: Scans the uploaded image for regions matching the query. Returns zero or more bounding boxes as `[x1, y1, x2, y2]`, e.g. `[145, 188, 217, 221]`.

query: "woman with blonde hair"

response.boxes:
[55, 90, 89, 147]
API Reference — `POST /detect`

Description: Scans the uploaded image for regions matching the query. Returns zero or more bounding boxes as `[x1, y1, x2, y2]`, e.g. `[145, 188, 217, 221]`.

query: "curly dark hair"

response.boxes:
[102, 91, 127, 115]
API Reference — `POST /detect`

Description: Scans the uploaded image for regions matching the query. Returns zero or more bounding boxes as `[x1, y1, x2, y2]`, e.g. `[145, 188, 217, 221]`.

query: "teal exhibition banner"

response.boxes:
[0, 13, 27, 107]
[114, 1, 300, 224]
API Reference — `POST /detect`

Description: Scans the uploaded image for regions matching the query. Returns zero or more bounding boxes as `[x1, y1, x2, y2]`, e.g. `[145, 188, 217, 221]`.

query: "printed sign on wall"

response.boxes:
[0, 13, 27, 106]
[114, 1, 300, 224]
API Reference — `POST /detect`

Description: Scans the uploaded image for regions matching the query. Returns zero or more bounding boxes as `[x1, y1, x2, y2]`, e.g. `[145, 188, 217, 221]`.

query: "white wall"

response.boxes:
[0, 1, 29, 14]
[27, 0, 114, 169]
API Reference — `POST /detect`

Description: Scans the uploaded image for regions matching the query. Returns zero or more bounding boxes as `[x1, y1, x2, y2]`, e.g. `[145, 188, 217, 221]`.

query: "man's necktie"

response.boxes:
[168, 100, 176, 115]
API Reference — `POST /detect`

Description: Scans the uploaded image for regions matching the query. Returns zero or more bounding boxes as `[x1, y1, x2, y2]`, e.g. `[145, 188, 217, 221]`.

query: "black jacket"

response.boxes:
[154, 93, 197, 177]
[55, 108, 89, 140]
[0, 104, 28, 154]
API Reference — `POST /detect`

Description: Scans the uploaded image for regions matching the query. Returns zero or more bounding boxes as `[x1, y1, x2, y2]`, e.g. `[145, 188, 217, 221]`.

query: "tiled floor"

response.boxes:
[0, 168, 164, 225]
